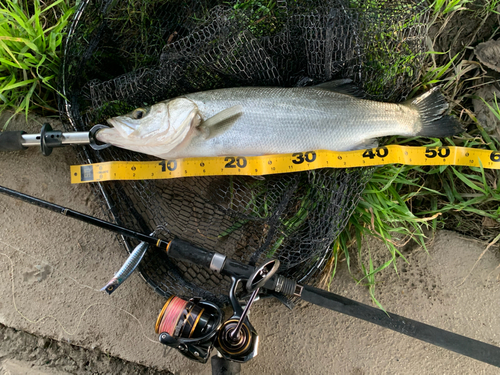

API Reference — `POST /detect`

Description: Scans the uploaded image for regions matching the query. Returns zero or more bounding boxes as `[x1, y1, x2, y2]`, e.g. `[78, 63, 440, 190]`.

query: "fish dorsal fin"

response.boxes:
[314, 79, 365, 98]
[199, 105, 243, 140]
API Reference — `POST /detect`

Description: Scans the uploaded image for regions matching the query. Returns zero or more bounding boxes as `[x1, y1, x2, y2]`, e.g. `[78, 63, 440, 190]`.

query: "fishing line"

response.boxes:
[0, 239, 160, 345]
[156, 296, 188, 336]
[154, 295, 210, 342]
[457, 232, 500, 287]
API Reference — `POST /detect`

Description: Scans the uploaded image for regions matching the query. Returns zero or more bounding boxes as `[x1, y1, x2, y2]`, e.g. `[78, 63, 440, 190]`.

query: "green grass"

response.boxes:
[233, 0, 276, 17]
[475, 0, 500, 17]
[332, 144, 500, 304]
[0, 0, 74, 129]
[431, 0, 471, 15]
[217, 174, 320, 259]
[480, 93, 500, 123]
[231, 0, 288, 37]
[328, 0, 500, 304]
[331, 164, 429, 292]
[2, 0, 499, 305]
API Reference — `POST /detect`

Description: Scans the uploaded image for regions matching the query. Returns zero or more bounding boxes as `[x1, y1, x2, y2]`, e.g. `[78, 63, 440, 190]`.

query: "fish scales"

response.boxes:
[179, 87, 416, 158]
[96, 82, 463, 160]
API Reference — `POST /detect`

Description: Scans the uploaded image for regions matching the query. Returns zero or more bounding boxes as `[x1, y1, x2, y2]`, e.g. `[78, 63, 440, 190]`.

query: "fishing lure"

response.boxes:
[101, 228, 165, 295]
[101, 240, 150, 295]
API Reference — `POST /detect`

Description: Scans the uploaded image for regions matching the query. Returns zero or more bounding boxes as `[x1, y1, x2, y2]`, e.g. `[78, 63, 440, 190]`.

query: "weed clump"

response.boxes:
[0, 0, 74, 129]
[332, 0, 500, 302]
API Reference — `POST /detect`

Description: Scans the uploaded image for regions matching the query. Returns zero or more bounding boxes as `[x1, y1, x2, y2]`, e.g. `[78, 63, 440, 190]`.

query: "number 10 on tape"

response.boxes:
[70, 146, 500, 183]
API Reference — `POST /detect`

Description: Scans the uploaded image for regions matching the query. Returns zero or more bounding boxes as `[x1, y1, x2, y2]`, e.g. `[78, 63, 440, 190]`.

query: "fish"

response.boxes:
[101, 240, 149, 295]
[96, 80, 463, 159]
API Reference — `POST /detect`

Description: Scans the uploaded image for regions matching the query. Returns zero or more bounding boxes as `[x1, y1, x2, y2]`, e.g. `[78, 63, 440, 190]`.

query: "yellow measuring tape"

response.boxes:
[70, 145, 500, 184]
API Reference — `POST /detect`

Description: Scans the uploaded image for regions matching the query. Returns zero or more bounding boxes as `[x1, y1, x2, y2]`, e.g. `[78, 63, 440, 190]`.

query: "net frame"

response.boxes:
[59, 0, 430, 306]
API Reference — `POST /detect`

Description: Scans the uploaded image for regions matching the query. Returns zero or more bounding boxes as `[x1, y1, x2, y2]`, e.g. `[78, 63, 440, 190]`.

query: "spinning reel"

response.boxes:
[155, 260, 280, 363]
[1, 189, 498, 371]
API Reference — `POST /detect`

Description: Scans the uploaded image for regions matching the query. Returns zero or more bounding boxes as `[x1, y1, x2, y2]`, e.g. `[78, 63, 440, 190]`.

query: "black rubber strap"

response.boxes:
[0, 131, 26, 151]
[301, 285, 500, 368]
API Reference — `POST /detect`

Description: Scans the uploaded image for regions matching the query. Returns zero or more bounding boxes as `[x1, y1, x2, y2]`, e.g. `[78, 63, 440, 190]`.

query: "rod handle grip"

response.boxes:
[167, 239, 214, 269]
[0, 131, 26, 151]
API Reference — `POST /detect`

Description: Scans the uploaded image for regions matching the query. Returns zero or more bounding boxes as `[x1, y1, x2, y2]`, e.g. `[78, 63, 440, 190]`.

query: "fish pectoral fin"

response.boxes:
[314, 79, 365, 98]
[198, 105, 243, 140]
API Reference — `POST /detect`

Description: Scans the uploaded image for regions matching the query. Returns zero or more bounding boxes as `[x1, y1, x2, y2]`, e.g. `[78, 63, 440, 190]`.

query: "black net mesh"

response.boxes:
[59, 0, 429, 306]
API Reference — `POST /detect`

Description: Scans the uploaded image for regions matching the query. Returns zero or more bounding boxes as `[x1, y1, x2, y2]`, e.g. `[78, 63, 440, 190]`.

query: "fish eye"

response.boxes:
[131, 108, 147, 120]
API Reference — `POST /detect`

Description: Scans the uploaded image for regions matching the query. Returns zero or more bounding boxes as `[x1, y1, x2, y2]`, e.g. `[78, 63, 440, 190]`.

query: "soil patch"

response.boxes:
[0, 323, 173, 375]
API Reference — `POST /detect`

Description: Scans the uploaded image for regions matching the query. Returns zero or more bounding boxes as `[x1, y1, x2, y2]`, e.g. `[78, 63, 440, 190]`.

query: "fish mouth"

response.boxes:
[106, 117, 136, 136]
[107, 117, 133, 130]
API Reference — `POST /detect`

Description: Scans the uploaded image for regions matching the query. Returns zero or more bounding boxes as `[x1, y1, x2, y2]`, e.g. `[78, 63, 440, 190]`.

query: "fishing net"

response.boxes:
[59, 0, 430, 306]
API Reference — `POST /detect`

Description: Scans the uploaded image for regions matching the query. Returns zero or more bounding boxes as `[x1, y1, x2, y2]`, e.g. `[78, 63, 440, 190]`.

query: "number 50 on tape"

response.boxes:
[70, 145, 500, 184]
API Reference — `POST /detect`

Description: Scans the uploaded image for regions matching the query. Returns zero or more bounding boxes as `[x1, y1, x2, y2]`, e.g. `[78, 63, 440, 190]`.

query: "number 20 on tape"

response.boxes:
[70, 146, 500, 183]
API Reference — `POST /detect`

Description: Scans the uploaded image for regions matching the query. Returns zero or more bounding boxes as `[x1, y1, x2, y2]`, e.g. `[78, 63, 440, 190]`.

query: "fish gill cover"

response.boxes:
[59, 0, 430, 306]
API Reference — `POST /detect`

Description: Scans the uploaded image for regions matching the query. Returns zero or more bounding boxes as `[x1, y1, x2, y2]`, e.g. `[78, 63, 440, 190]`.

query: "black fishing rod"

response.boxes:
[1, 184, 500, 369]
[0, 185, 167, 250]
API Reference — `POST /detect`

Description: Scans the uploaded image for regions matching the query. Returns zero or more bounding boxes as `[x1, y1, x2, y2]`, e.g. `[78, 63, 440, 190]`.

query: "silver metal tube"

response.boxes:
[21, 132, 90, 147]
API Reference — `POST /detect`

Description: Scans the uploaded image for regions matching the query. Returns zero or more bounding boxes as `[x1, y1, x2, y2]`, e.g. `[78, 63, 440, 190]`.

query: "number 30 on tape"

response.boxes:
[70, 145, 500, 184]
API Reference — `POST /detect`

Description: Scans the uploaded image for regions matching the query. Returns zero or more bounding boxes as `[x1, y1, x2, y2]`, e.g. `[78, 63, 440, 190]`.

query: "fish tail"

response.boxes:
[409, 88, 464, 138]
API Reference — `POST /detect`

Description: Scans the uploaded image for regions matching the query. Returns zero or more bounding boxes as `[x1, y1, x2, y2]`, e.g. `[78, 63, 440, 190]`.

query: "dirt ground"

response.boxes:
[0, 114, 500, 374]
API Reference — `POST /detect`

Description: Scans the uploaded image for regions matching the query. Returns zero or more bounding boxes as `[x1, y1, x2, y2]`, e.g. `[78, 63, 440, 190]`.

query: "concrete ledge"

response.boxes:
[1, 114, 499, 374]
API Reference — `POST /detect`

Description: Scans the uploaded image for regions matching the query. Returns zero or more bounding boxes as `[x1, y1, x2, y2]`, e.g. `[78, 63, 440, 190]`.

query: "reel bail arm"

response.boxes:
[157, 243, 285, 364]
[229, 260, 280, 341]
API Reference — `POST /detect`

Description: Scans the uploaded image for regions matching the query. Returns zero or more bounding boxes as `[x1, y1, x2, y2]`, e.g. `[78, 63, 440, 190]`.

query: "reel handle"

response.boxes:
[229, 260, 280, 341]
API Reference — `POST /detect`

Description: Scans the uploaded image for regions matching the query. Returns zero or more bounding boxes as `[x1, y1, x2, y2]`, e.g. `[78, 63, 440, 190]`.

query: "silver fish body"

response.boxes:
[179, 87, 413, 158]
[97, 83, 462, 159]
